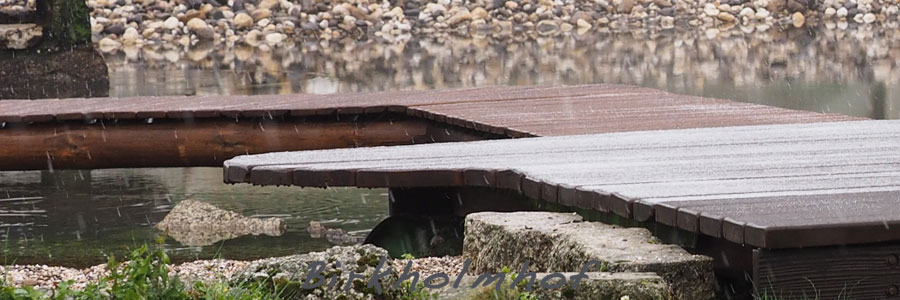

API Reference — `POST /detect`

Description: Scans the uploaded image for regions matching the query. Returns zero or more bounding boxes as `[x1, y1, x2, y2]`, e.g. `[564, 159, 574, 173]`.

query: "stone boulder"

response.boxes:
[463, 212, 716, 299]
[232, 245, 401, 300]
[156, 200, 286, 246]
[434, 272, 670, 300]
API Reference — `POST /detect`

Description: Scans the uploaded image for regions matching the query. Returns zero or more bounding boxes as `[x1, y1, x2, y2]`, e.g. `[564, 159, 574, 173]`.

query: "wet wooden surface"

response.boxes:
[224, 120, 900, 249]
[0, 84, 855, 137]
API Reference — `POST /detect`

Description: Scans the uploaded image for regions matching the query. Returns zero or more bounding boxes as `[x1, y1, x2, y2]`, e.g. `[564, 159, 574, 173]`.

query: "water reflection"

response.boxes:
[0, 168, 388, 267]
[104, 27, 900, 119]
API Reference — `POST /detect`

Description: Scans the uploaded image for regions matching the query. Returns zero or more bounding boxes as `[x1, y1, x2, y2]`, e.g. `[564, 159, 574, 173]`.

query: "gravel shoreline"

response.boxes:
[1, 256, 466, 291]
[91, 0, 900, 51]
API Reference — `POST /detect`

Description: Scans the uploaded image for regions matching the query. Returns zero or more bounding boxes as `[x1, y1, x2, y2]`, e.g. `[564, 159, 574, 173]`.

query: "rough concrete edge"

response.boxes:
[463, 211, 716, 300]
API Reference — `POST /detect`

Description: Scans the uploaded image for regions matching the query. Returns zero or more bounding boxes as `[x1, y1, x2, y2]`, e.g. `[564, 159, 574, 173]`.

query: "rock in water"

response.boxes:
[307, 220, 366, 245]
[156, 199, 286, 246]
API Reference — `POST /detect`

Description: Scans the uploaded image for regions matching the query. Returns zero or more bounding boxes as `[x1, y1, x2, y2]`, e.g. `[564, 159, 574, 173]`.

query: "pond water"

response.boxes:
[0, 168, 387, 267]
[3, 26, 900, 266]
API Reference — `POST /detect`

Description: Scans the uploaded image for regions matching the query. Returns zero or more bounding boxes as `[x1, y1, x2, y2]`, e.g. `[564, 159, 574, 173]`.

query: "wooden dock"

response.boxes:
[0, 84, 854, 170]
[1, 83, 884, 297]
[224, 119, 900, 299]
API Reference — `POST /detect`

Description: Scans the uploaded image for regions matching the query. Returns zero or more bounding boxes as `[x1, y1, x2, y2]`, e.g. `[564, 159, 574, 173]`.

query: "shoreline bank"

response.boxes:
[89, 0, 900, 50]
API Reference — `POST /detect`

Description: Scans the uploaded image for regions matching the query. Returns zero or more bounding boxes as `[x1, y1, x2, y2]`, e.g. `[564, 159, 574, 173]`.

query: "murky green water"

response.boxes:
[0, 168, 387, 267]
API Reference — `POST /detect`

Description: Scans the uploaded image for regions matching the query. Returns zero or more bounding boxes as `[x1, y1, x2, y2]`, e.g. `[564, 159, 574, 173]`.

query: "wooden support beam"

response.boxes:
[0, 115, 497, 171]
[387, 187, 542, 217]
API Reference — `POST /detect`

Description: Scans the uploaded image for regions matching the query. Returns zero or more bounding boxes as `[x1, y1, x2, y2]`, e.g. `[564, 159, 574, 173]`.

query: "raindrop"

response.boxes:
[174, 129, 178, 139]
[145, 117, 154, 124]
[429, 218, 437, 235]
[259, 122, 266, 132]
[100, 120, 106, 129]
[360, 193, 368, 204]
[86, 118, 98, 125]
[884, 220, 890, 229]
[456, 193, 463, 206]
[0, 122, 5, 128]
[444, 129, 450, 136]
[388, 190, 396, 203]
[45, 151, 54, 173]
[720, 251, 730, 267]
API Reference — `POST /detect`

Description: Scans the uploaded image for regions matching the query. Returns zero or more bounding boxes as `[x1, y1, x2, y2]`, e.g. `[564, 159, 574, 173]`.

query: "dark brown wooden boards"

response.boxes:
[754, 244, 900, 299]
[0, 84, 857, 170]
[224, 120, 900, 250]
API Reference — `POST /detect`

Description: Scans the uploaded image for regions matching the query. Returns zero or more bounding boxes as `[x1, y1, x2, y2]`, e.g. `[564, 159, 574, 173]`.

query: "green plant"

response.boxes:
[391, 280, 438, 300]
[0, 235, 288, 300]
[104, 237, 190, 300]
[400, 253, 416, 260]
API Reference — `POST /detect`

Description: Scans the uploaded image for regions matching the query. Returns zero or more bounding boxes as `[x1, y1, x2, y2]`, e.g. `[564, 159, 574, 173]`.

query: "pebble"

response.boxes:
[837, 7, 849, 17]
[163, 16, 179, 29]
[0, 260, 251, 291]
[265, 32, 285, 45]
[251, 8, 271, 21]
[98, 37, 121, 51]
[863, 12, 876, 23]
[704, 3, 720, 16]
[718, 12, 738, 23]
[536, 19, 559, 34]
[81, 0, 900, 50]
[792, 11, 805, 27]
[121, 27, 140, 44]
[187, 18, 215, 39]
[576, 18, 592, 28]
[233, 12, 253, 29]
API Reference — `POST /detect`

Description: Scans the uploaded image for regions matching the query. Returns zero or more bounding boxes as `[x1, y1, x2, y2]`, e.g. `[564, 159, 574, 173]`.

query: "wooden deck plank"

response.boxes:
[0, 84, 856, 138]
[224, 120, 900, 249]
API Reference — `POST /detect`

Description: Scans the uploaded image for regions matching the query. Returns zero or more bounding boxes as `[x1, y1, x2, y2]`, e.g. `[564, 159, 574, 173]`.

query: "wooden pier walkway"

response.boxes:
[0, 84, 855, 170]
[1, 84, 884, 297]
[224, 119, 900, 298]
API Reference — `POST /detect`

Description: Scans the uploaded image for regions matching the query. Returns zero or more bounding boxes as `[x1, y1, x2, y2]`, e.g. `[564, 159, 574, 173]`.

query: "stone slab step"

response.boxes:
[463, 211, 716, 299]
[434, 272, 670, 300]
[0, 23, 41, 49]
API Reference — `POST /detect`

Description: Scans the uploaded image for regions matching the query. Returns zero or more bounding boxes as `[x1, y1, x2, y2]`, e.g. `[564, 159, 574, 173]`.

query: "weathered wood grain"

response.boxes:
[0, 117, 489, 171]
[754, 244, 900, 299]
[224, 120, 900, 249]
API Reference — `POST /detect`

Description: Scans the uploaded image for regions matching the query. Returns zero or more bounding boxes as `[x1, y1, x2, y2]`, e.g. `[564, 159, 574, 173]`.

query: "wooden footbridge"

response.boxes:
[2, 84, 896, 298]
